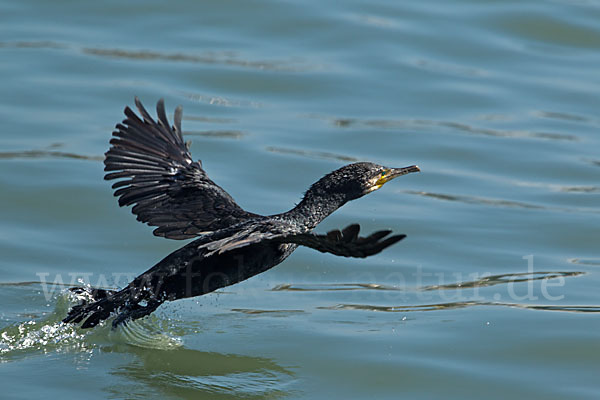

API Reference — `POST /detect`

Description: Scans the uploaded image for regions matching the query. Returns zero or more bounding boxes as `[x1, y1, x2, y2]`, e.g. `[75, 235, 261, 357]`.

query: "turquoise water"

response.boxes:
[1, 0, 600, 398]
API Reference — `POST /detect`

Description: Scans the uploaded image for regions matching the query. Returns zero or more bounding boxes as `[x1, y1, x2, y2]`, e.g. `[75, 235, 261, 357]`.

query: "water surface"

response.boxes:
[1, 0, 599, 399]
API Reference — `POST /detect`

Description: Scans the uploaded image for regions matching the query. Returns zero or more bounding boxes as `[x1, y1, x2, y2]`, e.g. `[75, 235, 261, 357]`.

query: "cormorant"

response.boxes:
[63, 98, 420, 329]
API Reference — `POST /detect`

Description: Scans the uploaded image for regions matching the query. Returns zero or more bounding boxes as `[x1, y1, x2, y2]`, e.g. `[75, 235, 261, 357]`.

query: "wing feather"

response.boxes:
[104, 98, 258, 239]
[280, 225, 405, 258]
[203, 222, 405, 258]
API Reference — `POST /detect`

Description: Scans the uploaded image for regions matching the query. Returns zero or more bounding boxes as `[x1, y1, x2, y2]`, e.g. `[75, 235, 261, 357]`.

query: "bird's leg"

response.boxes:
[68, 286, 119, 310]
[112, 298, 162, 328]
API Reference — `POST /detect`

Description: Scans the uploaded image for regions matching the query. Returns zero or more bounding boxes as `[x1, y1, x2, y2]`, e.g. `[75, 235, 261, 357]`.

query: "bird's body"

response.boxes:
[63, 98, 419, 329]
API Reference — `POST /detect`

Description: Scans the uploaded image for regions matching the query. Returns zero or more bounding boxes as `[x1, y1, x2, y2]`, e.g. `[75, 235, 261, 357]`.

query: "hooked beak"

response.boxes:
[375, 165, 420, 187]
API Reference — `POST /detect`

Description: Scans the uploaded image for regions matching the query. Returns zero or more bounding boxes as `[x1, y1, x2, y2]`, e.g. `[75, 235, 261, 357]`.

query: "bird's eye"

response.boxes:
[381, 170, 387, 177]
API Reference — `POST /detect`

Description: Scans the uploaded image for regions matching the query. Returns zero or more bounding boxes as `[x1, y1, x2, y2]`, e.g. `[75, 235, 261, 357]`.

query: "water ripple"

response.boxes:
[533, 110, 593, 124]
[271, 283, 402, 292]
[184, 130, 245, 139]
[0, 150, 103, 161]
[568, 258, 600, 266]
[116, 319, 182, 350]
[83, 47, 311, 72]
[185, 92, 262, 108]
[508, 179, 600, 194]
[108, 346, 293, 399]
[0, 40, 66, 49]
[585, 159, 600, 168]
[321, 115, 580, 141]
[404, 57, 490, 78]
[434, 121, 579, 141]
[346, 13, 403, 29]
[184, 115, 237, 124]
[404, 190, 600, 214]
[266, 146, 359, 162]
[319, 301, 600, 314]
[231, 308, 305, 315]
[270, 271, 581, 293]
[405, 190, 545, 210]
[0, 40, 314, 73]
[422, 271, 583, 291]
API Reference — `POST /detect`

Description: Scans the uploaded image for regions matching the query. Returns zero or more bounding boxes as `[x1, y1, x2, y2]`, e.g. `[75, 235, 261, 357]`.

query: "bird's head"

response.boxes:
[312, 162, 420, 202]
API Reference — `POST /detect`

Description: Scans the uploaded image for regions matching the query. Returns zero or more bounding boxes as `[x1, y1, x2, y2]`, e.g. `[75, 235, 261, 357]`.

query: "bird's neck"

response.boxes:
[281, 190, 348, 230]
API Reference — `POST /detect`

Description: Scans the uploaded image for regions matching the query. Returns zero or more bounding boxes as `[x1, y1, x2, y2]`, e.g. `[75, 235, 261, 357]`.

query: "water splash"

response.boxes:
[0, 286, 182, 361]
[0, 292, 91, 360]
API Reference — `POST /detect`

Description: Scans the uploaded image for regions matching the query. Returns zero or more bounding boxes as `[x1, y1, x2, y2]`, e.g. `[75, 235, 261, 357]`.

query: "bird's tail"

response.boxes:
[63, 286, 162, 329]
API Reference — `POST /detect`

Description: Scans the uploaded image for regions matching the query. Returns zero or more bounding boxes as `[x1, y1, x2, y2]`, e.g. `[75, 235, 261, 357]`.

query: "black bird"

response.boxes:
[63, 98, 420, 329]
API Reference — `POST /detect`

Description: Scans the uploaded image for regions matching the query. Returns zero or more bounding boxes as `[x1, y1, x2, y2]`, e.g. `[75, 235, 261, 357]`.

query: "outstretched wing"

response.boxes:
[281, 224, 405, 258]
[206, 222, 405, 258]
[104, 97, 258, 240]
